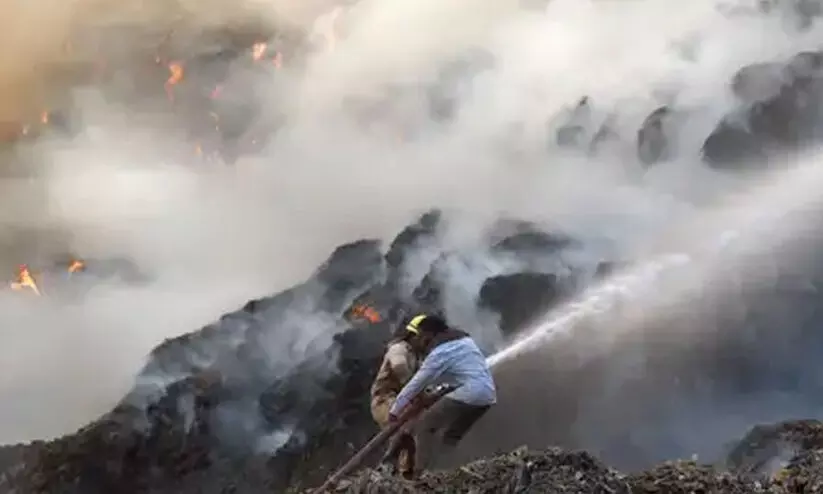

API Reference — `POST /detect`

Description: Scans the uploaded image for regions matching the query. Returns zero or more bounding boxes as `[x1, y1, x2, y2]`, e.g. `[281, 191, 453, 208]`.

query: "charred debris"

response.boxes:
[328, 420, 823, 493]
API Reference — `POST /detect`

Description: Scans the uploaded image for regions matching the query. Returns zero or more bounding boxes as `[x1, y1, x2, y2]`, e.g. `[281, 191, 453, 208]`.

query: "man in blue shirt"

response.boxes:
[380, 313, 497, 474]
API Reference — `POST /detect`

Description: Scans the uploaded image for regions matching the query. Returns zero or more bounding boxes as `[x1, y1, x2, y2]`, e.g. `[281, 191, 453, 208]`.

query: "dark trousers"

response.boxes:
[385, 398, 491, 472]
[422, 397, 490, 445]
[373, 393, 416, 476]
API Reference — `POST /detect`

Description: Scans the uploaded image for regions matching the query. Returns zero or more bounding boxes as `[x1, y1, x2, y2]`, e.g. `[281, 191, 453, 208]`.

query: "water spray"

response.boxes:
[487, 153, 823, 369]
[487, 253, 691, 367]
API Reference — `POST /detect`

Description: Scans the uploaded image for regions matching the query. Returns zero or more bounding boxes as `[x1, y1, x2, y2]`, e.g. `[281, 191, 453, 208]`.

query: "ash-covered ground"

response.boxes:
[4, 0, 823, 493]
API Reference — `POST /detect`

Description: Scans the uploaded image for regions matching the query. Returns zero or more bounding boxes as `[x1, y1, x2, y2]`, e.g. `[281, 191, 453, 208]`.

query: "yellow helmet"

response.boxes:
[405, 314, 428, 335]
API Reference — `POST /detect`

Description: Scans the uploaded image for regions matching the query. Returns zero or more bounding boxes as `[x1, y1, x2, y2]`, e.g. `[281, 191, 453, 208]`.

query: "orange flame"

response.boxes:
[11, 265, 40, 295]
[165, 62, 184, 100]
[68, 259, 85, 274]
[40, 112, 49, 125]
[351, 304, 381, 323]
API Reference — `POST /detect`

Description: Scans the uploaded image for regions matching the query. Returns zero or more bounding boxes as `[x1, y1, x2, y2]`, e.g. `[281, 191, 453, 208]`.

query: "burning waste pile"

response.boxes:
[4, 206, 823, 494]
[7, 2, 823, 494]
[2, 10, 309, 164]
[15, 0, 823, 173]
[0, 209, 593, 493]
[0, 12, 313, 300]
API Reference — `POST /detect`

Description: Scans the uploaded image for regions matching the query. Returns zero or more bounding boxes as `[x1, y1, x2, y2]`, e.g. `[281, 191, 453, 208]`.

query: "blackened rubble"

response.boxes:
[326, 421, 823, 494]
[332, 447, 631, 494]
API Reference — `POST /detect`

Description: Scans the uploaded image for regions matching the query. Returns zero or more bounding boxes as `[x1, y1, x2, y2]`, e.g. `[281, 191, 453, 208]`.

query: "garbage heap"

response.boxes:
[324, 420, 823, 494]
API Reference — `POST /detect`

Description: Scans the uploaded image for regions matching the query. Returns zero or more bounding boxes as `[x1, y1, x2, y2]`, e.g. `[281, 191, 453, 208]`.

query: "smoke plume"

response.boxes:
[1, 0, 823, 472]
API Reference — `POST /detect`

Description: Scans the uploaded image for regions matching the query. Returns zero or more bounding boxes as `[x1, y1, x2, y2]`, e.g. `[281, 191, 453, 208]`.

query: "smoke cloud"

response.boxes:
[1, 0, 822, 470]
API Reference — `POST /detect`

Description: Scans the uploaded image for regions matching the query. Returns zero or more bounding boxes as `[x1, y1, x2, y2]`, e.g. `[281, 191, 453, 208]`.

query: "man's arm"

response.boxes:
[389, 347, 450, 417]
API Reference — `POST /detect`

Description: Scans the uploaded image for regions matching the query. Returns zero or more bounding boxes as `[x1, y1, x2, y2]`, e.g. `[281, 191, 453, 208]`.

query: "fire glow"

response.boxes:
[9, 35, 287, 164]
[351, 304, 382, 323]
[68, 259, 86, 274]
[10, 265, 40, 296]
[165, 61, 184, 101]
[9, 259, 86, 296]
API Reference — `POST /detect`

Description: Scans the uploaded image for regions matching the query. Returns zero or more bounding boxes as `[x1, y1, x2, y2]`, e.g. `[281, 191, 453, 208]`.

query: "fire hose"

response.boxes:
[312, 383, 460, 493]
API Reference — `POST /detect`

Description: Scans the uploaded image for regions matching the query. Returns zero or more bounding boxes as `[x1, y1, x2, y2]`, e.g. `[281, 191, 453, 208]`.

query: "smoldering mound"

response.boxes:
[2, 0, 823, 492]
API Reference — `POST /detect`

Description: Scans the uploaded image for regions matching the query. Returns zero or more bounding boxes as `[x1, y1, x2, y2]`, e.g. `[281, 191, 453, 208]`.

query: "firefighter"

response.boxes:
[369, 316, 422, 479]
[382, 313, 497, 472]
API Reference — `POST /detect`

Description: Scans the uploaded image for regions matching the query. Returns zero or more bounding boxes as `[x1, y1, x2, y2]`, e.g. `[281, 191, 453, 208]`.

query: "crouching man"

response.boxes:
[382, 314, 497, 473]
[370, 319, 422, 479]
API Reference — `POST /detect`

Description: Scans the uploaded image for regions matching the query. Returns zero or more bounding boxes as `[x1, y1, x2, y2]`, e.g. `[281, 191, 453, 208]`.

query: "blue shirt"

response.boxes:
[389, 337, 497, 416]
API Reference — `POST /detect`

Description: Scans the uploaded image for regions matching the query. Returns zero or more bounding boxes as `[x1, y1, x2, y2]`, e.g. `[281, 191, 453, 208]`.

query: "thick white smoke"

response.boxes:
[0, 0, 821, 447]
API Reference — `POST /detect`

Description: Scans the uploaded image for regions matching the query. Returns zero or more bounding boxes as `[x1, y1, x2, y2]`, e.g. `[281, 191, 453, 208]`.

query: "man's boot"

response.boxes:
[378, 439, 402, 476]
[397, 433, 417, 480]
